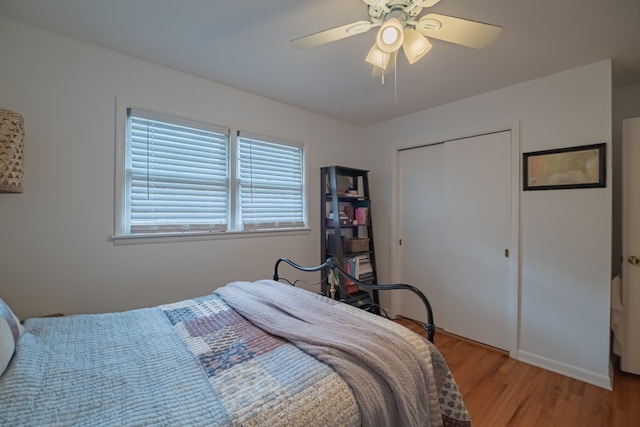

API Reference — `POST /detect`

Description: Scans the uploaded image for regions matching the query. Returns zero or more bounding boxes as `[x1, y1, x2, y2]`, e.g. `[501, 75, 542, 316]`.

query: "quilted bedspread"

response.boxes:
[0, 281, 471, 426]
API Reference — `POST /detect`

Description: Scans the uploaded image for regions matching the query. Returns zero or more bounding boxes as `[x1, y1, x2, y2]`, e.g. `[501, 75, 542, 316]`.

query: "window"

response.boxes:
[126, 109, 230, 235]
[114, 101, 307, 243]
[238, 131, 305, 231]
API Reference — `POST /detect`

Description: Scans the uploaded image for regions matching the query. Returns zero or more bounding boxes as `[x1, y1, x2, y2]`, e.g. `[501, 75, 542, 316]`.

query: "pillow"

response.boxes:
[0, 298, 24, 376]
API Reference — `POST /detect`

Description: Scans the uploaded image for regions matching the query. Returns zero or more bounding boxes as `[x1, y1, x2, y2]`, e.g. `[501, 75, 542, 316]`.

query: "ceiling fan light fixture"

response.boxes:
[402, 28, 432, 64]
[365, 42, 391, 69]
[376, 18, 404, 53]
[371, 55, 396, 76]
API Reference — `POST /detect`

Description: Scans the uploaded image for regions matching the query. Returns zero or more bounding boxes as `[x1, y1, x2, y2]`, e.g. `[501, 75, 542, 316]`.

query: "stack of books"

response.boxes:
[344, 255, 374, 294]
[355, 255, 374, 282]
[327, 210, 350, 225]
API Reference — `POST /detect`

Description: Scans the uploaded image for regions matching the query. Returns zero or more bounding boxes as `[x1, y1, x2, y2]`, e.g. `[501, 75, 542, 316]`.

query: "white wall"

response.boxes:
[614, 83, 640, 126]
[363, 60, 613, 388]
[0, 18, 363, 319]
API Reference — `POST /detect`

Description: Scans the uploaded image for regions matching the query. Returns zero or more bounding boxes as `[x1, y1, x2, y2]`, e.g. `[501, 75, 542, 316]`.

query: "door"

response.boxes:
[398, 143, 445, 324]
[398, 131, 512, 350]
[622, 117, 640, 374]
[442, 131, 511, 350]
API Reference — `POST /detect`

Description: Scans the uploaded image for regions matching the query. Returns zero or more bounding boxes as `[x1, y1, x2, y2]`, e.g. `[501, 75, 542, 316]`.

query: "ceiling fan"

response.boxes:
[291, 0, 502, 74]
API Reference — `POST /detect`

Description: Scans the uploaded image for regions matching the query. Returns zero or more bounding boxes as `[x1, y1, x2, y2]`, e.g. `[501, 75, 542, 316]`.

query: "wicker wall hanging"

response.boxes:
[0, 109, 24, 193]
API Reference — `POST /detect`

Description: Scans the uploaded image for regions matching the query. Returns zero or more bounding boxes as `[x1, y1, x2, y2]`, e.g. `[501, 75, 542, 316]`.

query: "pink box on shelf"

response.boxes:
[355, 207, 367, 225]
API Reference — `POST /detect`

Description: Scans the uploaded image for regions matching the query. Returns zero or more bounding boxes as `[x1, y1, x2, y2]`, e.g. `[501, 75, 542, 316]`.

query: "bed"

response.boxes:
[0, 258, 471, 427]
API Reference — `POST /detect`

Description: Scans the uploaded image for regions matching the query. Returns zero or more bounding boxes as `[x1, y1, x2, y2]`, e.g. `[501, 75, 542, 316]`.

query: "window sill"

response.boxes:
[111, 227, 312, 246]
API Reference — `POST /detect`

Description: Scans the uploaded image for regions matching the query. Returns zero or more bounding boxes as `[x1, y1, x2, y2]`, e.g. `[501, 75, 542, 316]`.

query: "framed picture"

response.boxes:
[523, 143, 606, 191]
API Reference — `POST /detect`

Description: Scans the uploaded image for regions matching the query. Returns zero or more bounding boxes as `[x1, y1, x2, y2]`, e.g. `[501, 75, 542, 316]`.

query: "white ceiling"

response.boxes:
[2, 0, 640, 127]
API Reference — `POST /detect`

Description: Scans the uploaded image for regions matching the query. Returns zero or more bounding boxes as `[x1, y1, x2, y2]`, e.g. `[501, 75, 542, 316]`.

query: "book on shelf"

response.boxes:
[327, 210, 351, 226]
[344, 255, 374, 285]
[344, 258, 359, 294]
[355, 207, 368, 225]
[358, 273, 375, 283]
[346, 283, 360, 295]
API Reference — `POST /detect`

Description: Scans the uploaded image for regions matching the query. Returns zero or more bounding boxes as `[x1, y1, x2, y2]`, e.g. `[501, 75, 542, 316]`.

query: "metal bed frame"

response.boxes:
[273, 257, 436, 342]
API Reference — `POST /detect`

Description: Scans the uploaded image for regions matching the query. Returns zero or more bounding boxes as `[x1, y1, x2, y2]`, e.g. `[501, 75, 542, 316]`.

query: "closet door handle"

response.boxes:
[629, 255, 639, 265]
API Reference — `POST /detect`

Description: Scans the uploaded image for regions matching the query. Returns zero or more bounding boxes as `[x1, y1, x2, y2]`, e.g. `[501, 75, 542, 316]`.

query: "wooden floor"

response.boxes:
[393, 317, 640, 427]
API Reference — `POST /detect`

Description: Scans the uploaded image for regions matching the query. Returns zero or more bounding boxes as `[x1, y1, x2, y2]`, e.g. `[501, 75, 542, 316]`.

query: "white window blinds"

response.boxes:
[237, 132, 305, 230]
[126, 109, 229, 234]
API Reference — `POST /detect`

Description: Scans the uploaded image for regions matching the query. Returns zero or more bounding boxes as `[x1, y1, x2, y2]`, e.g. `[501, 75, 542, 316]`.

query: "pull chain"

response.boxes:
[394, 50, 398, 107]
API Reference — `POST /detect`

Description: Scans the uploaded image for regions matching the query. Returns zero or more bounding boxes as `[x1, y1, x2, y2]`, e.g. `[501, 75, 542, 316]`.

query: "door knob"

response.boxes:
[629, 256, 639, 265]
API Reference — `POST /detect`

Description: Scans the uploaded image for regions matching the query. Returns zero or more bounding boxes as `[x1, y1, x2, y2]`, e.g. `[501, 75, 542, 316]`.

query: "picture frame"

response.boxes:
[523, 143, 606, 191]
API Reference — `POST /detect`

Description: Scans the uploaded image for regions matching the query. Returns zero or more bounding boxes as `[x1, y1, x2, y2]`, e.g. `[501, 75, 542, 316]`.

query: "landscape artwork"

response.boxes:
[523, 143, 606, 190]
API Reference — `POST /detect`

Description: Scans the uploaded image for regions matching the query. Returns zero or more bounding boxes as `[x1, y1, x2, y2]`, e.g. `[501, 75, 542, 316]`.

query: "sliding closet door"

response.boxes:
[398, 131, 512, 350]
[397, 143, 445, 324]
[442, 131, 511, 350]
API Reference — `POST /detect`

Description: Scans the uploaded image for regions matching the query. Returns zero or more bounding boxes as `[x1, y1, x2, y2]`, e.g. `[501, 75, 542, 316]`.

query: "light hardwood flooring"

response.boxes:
[393, 317, 640, 427]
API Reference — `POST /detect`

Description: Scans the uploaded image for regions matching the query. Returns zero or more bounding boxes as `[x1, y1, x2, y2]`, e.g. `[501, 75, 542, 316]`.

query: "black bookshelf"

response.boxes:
[320, 166, 379, 310]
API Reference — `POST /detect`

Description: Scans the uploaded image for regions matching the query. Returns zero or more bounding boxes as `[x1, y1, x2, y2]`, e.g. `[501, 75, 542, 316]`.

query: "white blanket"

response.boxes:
[216, 280, 439, 427]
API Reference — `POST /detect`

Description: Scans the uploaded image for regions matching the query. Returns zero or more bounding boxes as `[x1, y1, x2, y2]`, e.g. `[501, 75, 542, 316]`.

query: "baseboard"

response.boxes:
[436, 328, 509, 355]
[517, 349, 612, 390]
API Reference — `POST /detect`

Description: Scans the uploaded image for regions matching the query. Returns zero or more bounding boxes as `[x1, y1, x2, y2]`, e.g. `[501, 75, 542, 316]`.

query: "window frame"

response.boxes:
[113, 97, 310, 245]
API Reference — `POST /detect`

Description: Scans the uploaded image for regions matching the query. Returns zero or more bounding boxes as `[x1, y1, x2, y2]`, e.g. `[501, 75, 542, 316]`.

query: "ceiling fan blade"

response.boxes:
[291, 20, 374, 50]
[415, 13, 502, 49]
